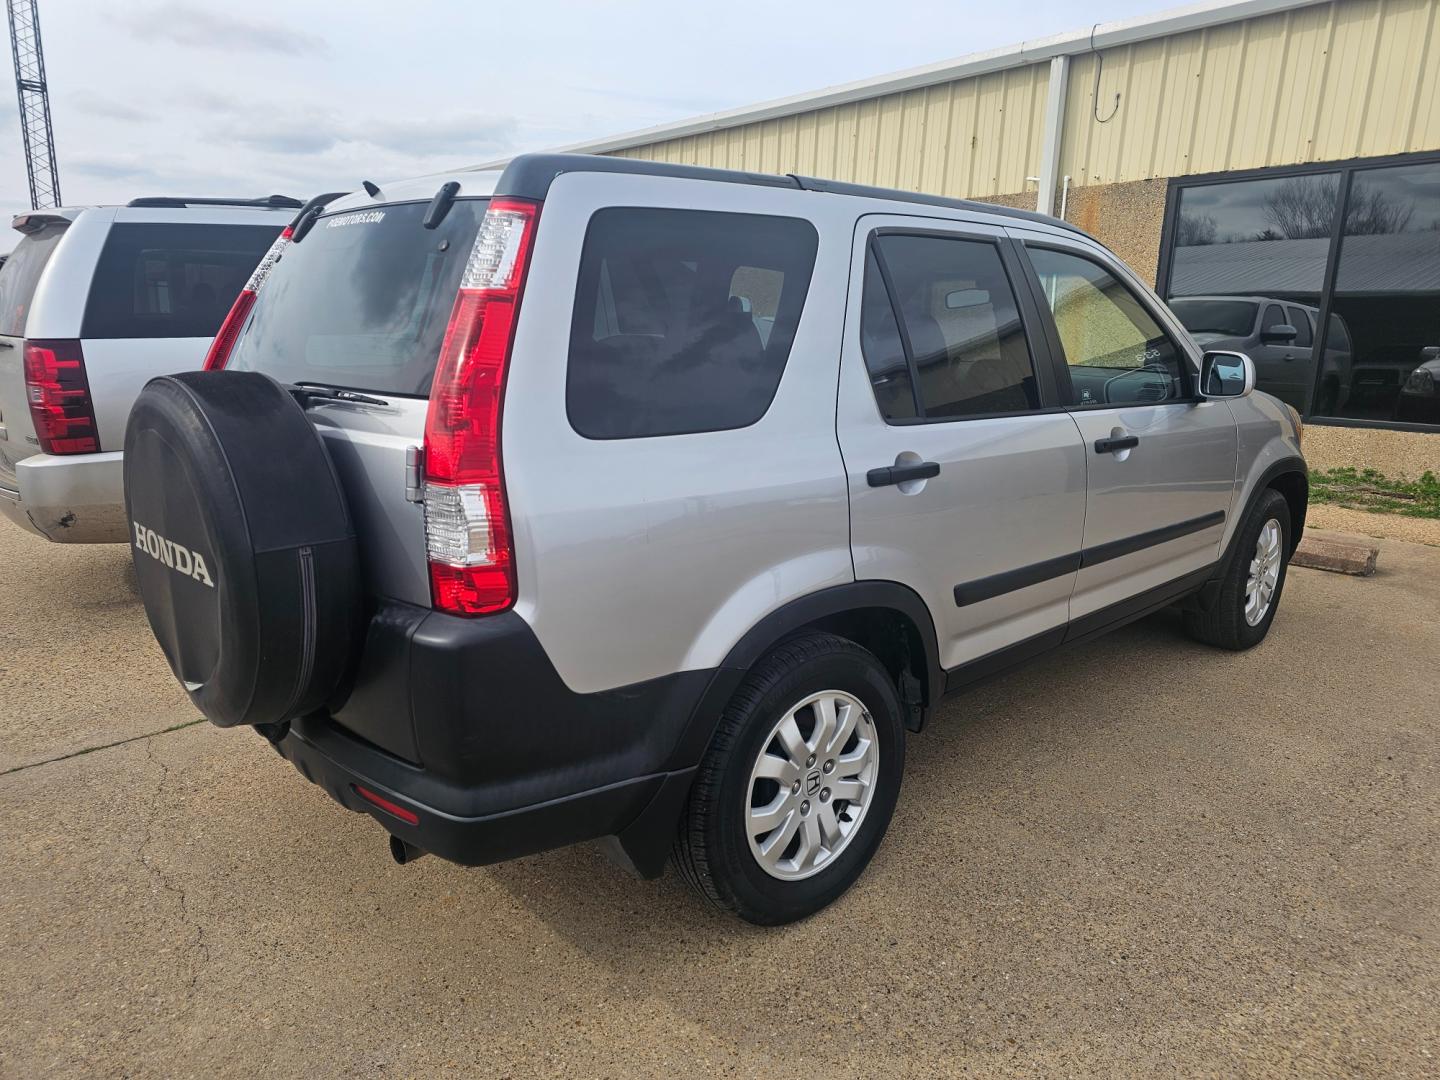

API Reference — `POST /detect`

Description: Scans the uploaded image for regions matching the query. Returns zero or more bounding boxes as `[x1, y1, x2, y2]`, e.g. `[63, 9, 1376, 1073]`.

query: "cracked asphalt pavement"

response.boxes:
[0, 523, 1437, 1078]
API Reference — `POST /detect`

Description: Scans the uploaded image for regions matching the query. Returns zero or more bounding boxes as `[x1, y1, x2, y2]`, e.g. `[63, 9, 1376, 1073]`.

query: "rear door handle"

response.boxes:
[1094, 435, 1139, 454]
[867, 461, 940, 487]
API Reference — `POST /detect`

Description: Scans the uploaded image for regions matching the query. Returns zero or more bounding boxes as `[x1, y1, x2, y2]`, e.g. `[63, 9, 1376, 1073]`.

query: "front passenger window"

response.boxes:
[1028, 247, 1185, 406]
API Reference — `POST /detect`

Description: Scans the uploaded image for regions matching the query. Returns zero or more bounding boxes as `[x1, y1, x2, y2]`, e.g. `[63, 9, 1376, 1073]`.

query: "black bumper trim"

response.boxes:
[277, 712, 690, 869]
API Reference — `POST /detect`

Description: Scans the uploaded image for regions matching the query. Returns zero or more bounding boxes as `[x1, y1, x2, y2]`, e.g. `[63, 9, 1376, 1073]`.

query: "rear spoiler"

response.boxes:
[126, 195, 305, 210]
[11, 211, 76, 234]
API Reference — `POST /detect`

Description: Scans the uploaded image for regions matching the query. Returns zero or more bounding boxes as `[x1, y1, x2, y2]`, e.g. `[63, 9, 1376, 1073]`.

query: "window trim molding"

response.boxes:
[1156, 149, 1440, 429]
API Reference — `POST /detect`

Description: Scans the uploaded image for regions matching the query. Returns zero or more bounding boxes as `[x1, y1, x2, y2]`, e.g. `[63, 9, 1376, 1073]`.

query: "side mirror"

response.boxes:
[1199, 351, 1256, 398]
[1262, 323, 1298, 344]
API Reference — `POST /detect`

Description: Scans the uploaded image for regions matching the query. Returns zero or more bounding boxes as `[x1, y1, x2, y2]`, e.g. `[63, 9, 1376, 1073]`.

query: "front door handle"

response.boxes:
[1094, 435, 1139, 454]
[867, 461, 940, 487]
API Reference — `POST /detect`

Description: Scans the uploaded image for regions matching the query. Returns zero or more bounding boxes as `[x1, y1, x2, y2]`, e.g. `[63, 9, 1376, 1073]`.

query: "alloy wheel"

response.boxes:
[1245, 517, 1283, 626]
[744, 689, 879, 881]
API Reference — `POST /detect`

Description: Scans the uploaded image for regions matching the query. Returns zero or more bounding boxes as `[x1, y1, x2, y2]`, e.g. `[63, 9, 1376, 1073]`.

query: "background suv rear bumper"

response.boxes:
[1, 450, 127, 543]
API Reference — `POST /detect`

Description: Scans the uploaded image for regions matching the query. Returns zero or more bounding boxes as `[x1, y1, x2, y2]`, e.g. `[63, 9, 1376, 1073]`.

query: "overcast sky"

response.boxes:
[2, 0, 1171, 253]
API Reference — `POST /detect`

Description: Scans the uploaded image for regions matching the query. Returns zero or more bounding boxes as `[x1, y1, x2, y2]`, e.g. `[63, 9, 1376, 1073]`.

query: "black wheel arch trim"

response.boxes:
[663, 580, 943, 771]
[1236, 456, 1308, 560]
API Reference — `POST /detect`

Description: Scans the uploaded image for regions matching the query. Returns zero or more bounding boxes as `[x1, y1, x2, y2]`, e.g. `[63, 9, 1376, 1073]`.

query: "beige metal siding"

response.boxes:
[613, 63, 1051, 199]
[610, 0, 1440, 193]
[1060, 0, 1440, 182]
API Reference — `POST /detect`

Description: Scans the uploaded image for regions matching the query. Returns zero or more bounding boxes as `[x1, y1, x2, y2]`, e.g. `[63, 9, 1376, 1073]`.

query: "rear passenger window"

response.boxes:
[862, 233, 1039, 421]
[567, 208, 818, 439]
[82, 223, 282, 339]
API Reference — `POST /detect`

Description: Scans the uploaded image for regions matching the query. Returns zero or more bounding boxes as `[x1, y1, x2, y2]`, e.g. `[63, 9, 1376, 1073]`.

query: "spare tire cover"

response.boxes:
[124, 371, 362, 728]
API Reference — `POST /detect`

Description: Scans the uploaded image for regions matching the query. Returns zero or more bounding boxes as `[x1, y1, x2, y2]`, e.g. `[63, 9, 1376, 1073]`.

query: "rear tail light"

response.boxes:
[203, 224, 293, 370]
[23, 339, 99, 454]
[422, 198, 540, 616]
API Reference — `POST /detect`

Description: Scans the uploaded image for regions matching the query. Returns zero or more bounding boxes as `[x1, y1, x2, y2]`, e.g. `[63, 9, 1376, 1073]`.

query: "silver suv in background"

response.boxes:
[124, 156, 1307, 924]
[1168, 294, 1353, 414]
[0, 196, 297, 542]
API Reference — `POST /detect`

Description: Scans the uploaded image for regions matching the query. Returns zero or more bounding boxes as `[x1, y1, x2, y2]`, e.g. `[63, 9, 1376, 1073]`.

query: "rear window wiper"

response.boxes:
[423, 181, 462, 229]
[287, 382, 390, 407]
[288, 191, 352, 244]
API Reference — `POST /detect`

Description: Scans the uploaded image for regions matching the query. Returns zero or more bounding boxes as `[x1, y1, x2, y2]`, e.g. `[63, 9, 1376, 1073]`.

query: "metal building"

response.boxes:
[486, 0, 1440, 444]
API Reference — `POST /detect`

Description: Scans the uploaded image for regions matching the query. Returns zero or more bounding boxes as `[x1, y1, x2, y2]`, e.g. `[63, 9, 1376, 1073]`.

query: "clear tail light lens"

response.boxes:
[422, 198, 539, 616]
[203, 224, 292, 370]
[23, 339, 99, 454]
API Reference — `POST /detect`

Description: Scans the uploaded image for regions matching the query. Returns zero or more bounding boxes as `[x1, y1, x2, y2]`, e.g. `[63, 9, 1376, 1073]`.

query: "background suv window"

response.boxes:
[1028, 247, 1185, 406]
[82, 223, 282, 340]
[1261, 303, 1287, 336]
[1286, 306, 1314, 347]
[862, 234, 1038, 421]
[0, 223, 67, 336]
[567, 208, 818, 440]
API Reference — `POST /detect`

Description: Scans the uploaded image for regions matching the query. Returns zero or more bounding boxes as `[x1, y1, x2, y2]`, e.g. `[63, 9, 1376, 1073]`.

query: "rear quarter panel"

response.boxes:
[502, 173, 857, 694]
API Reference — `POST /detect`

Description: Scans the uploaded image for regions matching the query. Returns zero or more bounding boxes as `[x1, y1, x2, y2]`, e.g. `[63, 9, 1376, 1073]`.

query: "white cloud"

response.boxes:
[109, 3, 325, 56]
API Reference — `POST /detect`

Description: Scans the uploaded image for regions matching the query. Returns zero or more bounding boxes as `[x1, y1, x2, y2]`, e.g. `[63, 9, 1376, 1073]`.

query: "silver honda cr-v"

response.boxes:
[123, 154, 1307, 925]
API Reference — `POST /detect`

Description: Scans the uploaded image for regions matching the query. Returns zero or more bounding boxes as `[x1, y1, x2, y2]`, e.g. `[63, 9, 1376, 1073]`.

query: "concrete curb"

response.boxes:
[1293, 534, 1379, 576]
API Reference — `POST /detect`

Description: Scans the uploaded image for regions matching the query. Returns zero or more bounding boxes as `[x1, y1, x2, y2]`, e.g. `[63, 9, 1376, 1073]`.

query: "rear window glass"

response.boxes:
[567, 208, 819, 439]
[228, 200, 488, 396]
[0, 224, 67, 336]
[82, 222, 282, 339]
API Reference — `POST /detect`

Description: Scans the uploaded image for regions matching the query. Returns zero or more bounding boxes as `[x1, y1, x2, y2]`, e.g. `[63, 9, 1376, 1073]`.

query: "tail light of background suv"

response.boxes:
[23, 339, 98, 454]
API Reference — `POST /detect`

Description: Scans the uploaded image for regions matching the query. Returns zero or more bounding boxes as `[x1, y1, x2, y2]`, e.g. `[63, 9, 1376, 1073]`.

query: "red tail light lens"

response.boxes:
[353, 785, 420, 826]
[422, 198, 539, 616]
[203, 225, 292, 370]
[23, 339, 99, 454]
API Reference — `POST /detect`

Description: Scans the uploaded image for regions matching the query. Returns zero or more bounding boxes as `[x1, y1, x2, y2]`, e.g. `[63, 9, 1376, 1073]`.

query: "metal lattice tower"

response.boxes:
[6, 0, 60, 209]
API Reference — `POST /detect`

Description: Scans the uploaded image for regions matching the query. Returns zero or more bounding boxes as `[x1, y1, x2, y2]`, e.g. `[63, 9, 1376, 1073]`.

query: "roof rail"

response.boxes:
[125, 195, 305, 210]
[492, 153, 1084, 236]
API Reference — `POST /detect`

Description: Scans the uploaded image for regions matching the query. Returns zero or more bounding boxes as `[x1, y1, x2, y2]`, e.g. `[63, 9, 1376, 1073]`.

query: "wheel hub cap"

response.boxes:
[745, 689, 879, 881]
[1245, 518, 1283, 626]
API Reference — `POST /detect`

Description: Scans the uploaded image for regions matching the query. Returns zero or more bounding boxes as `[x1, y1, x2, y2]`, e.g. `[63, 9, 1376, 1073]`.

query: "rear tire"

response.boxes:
[1184, 488, 1291, 651]
[673, 633, 905, 925]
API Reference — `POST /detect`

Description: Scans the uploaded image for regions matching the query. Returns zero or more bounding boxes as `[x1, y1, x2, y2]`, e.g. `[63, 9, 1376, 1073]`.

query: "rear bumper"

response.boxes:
[270, 601, 723, 875]
[0, 450, 127, 543]
[274, 713, 696, 870]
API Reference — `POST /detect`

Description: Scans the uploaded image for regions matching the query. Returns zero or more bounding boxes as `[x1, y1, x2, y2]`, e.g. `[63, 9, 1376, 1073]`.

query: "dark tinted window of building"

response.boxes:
[1167, 173, 1339, 411]
[1328, 161, 1440, 425]
[864, 234, 1038, 420]
[82, 223, 282, 339]
[567, 208, 818, 439]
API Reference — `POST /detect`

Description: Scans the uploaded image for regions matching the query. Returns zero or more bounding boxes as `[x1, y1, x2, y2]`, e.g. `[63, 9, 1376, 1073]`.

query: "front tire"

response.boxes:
[673, 633, 905, 925]
[1185, 488, 1292, 650]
